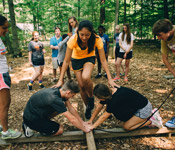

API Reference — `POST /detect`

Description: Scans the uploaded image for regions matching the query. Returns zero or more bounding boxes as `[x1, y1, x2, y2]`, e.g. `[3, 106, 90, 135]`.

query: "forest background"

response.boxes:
[0, 0, 174, 57]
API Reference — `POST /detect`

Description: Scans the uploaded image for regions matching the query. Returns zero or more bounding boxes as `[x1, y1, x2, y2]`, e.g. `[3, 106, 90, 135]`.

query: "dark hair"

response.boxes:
[62, 80, 80, 93]
[122, 23, 131, 44]
[98, 25, 105, 32]
[68, 16, 78, 33]
[55, 26, 60, 31]
[0, 14, 7, 26]
[93, 84, 112, 100]
[152, 19, 173, 36]
[77, 20, 97, 53]
[62, 34, 68, 40]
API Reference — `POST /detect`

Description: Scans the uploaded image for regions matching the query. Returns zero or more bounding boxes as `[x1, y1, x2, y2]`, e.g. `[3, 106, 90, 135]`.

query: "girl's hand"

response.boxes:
[124, 53, 127, 59]
[43, 49, 46, 53]
[29, 61, 33, 66]
[52, 80, 64, 88]
[108, 78, 120, 88]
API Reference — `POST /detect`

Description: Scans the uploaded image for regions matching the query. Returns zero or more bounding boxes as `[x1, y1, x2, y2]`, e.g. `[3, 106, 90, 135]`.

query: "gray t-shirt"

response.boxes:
[28, 41, 44, 65]
[0, 38, 8, 73]
[23, 88, 67, 121]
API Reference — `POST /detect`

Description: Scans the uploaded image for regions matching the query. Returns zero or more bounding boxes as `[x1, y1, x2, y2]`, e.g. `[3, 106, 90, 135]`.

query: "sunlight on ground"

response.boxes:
[154, 89, 168, 94]
[153, 67, 168, 71]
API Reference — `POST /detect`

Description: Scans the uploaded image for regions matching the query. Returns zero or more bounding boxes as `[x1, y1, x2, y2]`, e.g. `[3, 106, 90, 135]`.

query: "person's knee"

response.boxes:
[54, 125, 63, 136]
[82, 76, 91, 83]
[123, 123, 132, 131]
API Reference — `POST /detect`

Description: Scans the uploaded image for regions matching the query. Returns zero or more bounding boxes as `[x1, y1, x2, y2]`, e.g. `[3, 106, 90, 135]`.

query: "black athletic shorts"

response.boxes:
[71, 56, 95, 71]
[115, 47, 120, 59]
[117, 51, 133, 59]
[23, 117, 60, 135]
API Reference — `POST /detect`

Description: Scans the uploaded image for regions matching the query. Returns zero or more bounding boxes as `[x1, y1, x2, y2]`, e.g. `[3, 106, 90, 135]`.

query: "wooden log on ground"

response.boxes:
[83, 104, 97, 150]
[163, 75, 174, 79]
[0, 127, 174, 145]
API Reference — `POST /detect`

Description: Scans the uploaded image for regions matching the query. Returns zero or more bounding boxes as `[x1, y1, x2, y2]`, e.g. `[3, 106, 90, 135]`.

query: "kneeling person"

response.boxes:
[23, 80, 90, 137]
[89, 84, 164, 131]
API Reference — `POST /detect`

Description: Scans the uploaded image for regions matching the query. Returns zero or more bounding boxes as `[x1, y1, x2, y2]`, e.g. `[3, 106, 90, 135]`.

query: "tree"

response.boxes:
[7, 0, 21, 57]
[100, 0, 105, 24]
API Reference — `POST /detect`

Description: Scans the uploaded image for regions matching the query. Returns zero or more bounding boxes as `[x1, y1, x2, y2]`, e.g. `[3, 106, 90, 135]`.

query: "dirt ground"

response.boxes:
[0, 44, 175, 150]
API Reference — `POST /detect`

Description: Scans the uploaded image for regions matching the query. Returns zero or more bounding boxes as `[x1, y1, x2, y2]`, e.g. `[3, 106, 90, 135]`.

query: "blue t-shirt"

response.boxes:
[50, 36, 62, 57]
[100, 34, 109, 53]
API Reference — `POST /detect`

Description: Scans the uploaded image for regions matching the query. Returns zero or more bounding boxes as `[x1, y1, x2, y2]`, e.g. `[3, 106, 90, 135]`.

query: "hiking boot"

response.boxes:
[22, 122, 34, 138]
[95, 74, 102, 79]
[165, 117, 175, 128]
[27, 84, 32, 91]
[85, 97, 94, 119]
[149, 108, 164, 128]
[39, 84, 45, 89]
[1, 129, 21, 140]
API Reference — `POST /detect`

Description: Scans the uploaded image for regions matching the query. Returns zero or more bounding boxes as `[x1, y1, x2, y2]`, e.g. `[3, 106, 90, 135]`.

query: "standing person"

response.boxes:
[50, 27, 62, 82]
[22, 80, 90, 137]
[88, 84, 164, 131]
[57, 34, 71, 79]
[95, 25, 109, 78]
[114, 25, 124, 76]
[54, 20, 118, 119]
[152, 19, 175, 128]
[68, 16, 78, 36]
[27, 31, 46, 91]
[114, 23, 134, 82]
[0, 14, 21, 139]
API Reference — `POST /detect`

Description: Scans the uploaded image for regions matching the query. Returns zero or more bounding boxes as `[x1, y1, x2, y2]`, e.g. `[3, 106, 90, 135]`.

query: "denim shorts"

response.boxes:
[134, 101, 152, 119]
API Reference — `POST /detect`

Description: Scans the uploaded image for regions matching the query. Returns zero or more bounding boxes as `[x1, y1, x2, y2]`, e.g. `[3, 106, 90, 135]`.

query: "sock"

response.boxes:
[39, 80, 42, 83]
[28, 81, 33, 86]
[98, 73, 101, 75]
[2, 130, 8, 135]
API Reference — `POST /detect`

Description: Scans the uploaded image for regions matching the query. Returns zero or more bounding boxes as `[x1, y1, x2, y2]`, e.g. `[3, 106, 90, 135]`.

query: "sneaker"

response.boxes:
[113, 76, 120, 81]
[149, 108, 164, 128]
[39, 84, 45, 89]
[95, 74, 102, 79]
[53, 78, 57, 82]
[124, 76, 128, 82]
[104, 73, 107, 78]
[0, 125, 2, 132]
[165, 117, 175, 128]
[22, 122, 34, 138]
[27, 84, 32, 91]
[1, 129, 21, 140]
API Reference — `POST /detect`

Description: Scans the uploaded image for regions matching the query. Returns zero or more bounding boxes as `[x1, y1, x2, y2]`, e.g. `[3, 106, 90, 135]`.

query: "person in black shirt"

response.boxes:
[23, 80, 90, 137]
[88, 84, 163, 131]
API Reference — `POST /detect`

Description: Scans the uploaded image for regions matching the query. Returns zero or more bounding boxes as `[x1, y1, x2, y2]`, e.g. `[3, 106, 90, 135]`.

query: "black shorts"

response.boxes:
[0, 72, 11, 90]
[117, 51, 133, 59]
[57, 61, 63, 67]
[23, 117, 60, 135]
[71, 56, 95, 71]
[115, 47, 120, 59]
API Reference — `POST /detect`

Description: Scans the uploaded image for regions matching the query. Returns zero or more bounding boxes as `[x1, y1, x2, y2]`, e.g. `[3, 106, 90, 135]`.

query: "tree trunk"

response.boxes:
[124, 0, 126, 23]
[7, 0, 21, 57]
[163, 0, 169, 19]
[78, 0, 80, 20]
[100, 0, 105, 24]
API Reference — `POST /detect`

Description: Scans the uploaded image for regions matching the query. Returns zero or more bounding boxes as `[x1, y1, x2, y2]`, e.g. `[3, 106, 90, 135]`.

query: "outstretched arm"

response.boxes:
[162, 54, 175, 77]
[98, 48, 120, 88]
[88, 103, 104, 123]
[90, 111, 111, 130]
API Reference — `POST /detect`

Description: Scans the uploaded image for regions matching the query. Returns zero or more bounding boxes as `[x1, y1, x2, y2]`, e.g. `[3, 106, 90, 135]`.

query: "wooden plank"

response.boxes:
[0, 127, 175, 145]
[163, 75, 174, 79]
[83, 104, 97, 150]
[93, 127, 175, 139]
[0, 130, 85, 145]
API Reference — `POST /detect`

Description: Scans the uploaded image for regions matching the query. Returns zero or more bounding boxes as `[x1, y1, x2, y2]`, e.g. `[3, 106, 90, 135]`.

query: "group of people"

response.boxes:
[0, 13, 175, 140]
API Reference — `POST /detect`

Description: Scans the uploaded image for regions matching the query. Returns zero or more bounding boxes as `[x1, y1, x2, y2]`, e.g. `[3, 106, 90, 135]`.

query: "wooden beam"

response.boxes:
[0, 127, 174, 145]
[83, 104, 97, 150]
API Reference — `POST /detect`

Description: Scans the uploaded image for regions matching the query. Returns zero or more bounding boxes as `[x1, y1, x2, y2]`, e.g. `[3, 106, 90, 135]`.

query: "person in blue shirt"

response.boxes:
[50, 27, 62, 82]
[95, 25, 109, 78]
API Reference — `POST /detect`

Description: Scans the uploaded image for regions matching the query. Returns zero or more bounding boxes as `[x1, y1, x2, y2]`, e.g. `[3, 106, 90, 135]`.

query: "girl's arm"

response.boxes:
[55, 47, 72, 87]
[88, 103, 104, 123]
[91, 111, 111, 129]
[98, 48, 120, 88]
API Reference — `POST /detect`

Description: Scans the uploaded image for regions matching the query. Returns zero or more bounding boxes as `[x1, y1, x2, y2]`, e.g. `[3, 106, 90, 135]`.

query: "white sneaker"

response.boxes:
[1, 129, 21, 140]
[22, 122, 34, 138]
[150, 108, 164, 128]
